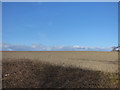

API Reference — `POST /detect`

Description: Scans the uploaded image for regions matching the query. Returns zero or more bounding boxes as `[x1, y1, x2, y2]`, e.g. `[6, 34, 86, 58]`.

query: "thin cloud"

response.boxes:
[2, 43, 113, 51]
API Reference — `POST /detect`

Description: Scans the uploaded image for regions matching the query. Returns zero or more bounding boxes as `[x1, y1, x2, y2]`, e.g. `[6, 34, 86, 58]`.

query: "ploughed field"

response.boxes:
[2, 51, 118, 73]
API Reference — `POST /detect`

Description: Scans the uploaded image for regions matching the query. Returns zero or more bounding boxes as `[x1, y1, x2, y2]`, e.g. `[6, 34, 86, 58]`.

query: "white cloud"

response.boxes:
[58, 46, 64, 49]
[7, 48, 13, 51]
[4, 44, 9, 48]
[31, 45, 36, 48]
[73, 45, 80, 48]
[1, 42, 113, 51]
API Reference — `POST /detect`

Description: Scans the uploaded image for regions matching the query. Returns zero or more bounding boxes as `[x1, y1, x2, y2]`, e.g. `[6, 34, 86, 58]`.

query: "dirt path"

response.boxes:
[2, 51, 118, 73]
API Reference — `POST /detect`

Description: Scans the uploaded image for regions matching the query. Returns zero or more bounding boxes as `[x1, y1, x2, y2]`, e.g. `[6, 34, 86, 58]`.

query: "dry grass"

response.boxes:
[2, 51, 119, 88]
[2, 58, 118, 88]
[2, 51, 118, 73]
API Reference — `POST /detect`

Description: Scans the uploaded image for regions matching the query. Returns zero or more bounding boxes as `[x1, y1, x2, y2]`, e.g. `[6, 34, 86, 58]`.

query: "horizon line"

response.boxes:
[1, 50, 112, 52]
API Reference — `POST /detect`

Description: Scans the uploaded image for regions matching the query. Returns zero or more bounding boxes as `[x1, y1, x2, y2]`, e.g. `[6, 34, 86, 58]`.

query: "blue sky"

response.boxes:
[2, 2, 118, 51]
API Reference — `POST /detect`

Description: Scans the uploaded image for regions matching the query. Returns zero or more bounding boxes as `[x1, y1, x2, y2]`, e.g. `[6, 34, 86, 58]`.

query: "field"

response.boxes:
[2, 51, 119, 88]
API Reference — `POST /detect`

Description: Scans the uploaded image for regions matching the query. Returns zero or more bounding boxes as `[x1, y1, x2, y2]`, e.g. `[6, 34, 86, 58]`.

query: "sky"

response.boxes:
[2, 2, 118, 51]
[118, 2, 120, 46]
